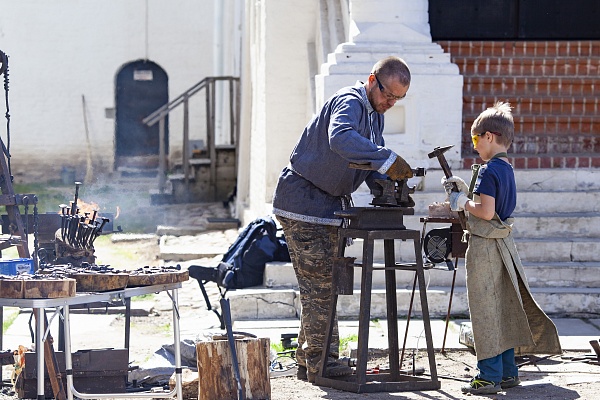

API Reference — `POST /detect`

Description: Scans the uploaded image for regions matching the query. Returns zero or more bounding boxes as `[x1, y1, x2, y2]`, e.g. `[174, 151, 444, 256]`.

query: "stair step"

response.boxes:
[227, 286, 600, 320]
[463, 114, 599, 135]
[407, 189, 600, 215]
[463, 76, 598, 97]
[454, 56, 599, 77]
[439, 40, 600, 58]
[463, 95, 598, 117]
[264, 260, 600, 291]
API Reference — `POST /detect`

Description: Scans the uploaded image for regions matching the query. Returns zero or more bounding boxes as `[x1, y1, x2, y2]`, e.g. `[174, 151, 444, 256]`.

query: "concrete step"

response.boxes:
[406, 190, 600, 215]
[263, 261, 600, 290]
[355, 169, 600, 213]
[280, 234, 598, 265]
[227, 286, 600, 321]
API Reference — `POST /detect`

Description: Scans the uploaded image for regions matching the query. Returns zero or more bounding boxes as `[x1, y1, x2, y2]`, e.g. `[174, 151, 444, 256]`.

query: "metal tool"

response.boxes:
[71, 181, 82, 215]
[220, 298, 244, 400]
[427, 145, 467, 230]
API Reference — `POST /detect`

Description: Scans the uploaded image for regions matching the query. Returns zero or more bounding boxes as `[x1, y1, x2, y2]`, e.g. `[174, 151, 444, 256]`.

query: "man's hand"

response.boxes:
[441, 175, 469, 196]
[449, 191, 469, 211]
[386, 155, 413, 180]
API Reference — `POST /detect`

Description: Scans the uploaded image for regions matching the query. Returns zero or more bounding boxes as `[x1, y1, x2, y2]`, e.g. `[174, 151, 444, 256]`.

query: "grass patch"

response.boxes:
[271, 341, 286, 353]
[340, 333, 359, 352]
[3, 308, 20, 334]
[12, 183, 73, 214]
[131, 293, 155, 301]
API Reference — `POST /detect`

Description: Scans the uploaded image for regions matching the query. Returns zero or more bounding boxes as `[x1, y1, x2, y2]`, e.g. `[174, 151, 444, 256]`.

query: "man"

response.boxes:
[272, 56, 414, 383]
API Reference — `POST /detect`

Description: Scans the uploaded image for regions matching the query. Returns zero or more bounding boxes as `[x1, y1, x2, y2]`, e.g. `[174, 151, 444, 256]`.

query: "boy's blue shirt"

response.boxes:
[473, 158, 516, 221]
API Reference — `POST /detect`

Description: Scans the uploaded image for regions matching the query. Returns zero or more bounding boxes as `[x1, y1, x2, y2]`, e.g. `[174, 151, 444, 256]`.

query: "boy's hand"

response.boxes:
[386, 155, 414, 180]
[441, 175, 469, 195]
[449, 191, 469, 211]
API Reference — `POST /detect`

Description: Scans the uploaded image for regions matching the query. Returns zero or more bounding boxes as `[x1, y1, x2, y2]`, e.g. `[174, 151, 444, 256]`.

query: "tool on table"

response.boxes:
[427, 145, 467, 230]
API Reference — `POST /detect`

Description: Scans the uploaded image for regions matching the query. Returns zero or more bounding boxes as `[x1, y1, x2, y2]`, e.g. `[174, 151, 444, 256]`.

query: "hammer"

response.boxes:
[427, 145, 467, 230]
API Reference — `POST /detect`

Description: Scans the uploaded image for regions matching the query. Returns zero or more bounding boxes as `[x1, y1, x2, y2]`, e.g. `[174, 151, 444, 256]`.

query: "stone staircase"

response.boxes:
[228, 168, 600, 321]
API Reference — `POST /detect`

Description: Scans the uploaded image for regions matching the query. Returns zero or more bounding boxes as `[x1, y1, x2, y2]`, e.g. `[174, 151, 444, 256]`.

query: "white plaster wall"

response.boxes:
[241, 0, 318, 223]
[0, 0, 214, 183]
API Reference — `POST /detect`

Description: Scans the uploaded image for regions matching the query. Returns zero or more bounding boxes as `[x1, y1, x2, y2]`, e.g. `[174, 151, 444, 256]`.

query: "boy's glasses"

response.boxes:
[471, 131, 502, 146]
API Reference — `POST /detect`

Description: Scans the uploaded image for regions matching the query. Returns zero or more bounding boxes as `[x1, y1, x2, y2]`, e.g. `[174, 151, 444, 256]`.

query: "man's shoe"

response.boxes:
[461, 377, 501, 395]
[322, 360, 353, 377]
[296, 365, 307, 381]
[306, 360, 353, 384]
[501, 376, 521, 389]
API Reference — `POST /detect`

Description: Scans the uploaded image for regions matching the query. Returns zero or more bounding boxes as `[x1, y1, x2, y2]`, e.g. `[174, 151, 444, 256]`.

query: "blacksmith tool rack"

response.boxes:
[316, 169, 440, 393]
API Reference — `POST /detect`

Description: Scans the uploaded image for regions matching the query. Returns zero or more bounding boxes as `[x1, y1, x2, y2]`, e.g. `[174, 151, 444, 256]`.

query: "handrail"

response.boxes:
[142, 76, 240, 198]
[143, 76, 239, 126]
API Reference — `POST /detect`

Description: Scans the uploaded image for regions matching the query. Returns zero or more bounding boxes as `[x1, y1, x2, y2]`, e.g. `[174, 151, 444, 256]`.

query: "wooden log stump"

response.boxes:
[169, 368, 198, 400]
[196, 337, 271, 400]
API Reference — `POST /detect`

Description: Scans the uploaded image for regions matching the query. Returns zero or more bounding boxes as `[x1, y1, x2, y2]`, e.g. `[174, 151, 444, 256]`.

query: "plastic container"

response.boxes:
[0, 258, 34, 275]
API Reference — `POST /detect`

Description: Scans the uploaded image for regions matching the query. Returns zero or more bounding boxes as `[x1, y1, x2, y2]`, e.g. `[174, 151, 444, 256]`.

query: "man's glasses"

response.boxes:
[374, 74, 406, 101]
[471, 131, 502, 146]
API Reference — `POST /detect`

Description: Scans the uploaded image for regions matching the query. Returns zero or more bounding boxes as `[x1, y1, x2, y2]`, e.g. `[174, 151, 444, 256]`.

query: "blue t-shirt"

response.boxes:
[473, 158, 516, 221]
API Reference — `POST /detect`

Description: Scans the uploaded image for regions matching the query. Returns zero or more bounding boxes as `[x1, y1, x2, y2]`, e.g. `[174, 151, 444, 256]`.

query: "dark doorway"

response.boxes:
[429, 0, 600, 40]
[115, 60, 168, 169]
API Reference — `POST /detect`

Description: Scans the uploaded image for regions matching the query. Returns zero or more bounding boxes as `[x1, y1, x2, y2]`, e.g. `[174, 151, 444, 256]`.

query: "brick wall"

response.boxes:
[437, 40, 600, 169]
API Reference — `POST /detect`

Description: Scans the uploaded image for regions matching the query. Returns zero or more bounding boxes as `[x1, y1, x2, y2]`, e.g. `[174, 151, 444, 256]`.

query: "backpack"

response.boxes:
[188, 215, 290, 289]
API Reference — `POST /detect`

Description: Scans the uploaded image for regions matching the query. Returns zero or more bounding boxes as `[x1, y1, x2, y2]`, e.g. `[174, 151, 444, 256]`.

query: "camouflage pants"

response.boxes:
[276, 216, 341, 374]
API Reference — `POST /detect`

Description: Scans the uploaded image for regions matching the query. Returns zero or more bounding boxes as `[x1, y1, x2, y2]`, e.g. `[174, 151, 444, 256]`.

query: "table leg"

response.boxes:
[63, 306, 74, 400]
[171, 289, 182, 400]
[34, 308, 45, 400]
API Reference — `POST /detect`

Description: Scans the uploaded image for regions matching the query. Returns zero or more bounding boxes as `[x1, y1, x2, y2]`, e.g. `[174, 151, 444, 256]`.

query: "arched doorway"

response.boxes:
[115, 60, 168, 170]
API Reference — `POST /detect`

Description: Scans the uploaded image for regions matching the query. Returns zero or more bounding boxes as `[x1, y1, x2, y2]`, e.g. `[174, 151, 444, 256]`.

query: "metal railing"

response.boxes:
[142, 76, 240, 196]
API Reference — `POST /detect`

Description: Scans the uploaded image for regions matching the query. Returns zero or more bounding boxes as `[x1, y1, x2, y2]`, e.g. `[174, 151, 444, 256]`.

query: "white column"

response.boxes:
[316, 0, 464, 169]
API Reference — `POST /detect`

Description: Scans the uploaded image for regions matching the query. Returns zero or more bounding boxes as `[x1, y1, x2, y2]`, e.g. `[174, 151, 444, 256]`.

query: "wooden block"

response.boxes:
[127, 271, 188, 287]
[169, 368, 198, 400]
[23, 278, 76, 299]
[0, 278, 24, 298]
[197, 337, 271, 400]
[71, 273, 129, 292]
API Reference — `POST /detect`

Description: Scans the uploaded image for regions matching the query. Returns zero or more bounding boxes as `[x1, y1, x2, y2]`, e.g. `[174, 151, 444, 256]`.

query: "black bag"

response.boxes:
[188, 216, 290, 289]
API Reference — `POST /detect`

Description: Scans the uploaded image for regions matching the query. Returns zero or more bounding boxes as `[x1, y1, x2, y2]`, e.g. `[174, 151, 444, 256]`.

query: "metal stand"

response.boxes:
[315, 227, 440, 393]
[420, 217, 467, 353]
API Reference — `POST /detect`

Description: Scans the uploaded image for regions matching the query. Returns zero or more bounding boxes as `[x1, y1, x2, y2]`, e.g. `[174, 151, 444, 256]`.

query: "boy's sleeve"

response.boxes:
[473, 164, 498, 199]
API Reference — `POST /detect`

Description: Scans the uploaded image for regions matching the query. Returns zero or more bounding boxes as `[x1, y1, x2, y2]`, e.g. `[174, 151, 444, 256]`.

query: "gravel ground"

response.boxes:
[2, 228, 600, 399]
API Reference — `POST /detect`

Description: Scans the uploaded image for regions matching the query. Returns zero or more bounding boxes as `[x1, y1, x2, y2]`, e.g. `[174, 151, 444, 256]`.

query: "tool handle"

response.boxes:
[433, 152, 468, 230]
[220, 298, 245, 400]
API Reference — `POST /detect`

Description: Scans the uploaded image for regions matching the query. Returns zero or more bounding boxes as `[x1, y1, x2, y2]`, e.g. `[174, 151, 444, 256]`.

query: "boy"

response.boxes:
[443, 102, 562, 395]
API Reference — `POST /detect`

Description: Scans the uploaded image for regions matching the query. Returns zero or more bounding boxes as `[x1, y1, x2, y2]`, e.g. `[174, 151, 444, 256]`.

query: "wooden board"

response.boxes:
[0, 279, 23, 298]
[22, 278, 76, 299]
[127, 270, 189, 287]
[71, 273, 129, 292]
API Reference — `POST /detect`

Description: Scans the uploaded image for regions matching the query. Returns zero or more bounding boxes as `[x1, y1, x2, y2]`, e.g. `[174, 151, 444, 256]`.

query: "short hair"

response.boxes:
[371, 56, 411, 87]
[471, 101, 515, 147]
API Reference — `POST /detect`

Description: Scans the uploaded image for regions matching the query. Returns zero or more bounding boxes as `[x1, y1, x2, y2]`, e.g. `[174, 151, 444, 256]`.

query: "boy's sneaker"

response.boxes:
[501, 376, 521, 389]
[296, 365, 307, 381]
[461, 377, 501, 395]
